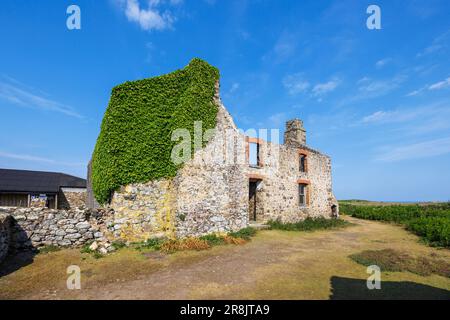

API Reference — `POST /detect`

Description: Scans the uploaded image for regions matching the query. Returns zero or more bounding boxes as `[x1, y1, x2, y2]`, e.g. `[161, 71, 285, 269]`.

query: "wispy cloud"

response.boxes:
[262, 31, 298, 63]
[312, 79, 340, 97]
[360, 102, 450, 137]
[0, 151, 85, 167]
[0, 77, 83, 119]
[339, 75, 407, 105]
[357, 75, 406, 97]
[283, 74, 339, 100]
[268, 112, 288, 129]
[429, 77, 450, 90]
[406, 76, 450, 96]
[406, 86, 427, 97]
[376, 137, 450, 162]
[115, 0, 183, 31]
[229, 82, 240, 94]
[362, 111, 392, 123]
[361, 102, 449, 125]
[361, 108, 424, 125]
[417, 30, 450, 57]
[282, 73, 310, 95]
[375, 58, 392, 68]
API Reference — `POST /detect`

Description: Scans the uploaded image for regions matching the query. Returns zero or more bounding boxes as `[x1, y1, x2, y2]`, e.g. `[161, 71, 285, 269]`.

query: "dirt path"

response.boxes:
[1, 217, 449, 299]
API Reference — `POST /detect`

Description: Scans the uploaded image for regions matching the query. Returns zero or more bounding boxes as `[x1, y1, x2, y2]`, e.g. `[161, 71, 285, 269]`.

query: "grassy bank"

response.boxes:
[340, 202, 450, 247]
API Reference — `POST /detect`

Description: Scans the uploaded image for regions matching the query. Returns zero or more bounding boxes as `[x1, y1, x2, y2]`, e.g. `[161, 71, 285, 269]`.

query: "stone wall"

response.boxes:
[173, 97, 248, 237]
[248, 141, 337, 223]
[0, 207, 110, 251]
[109, 93, 249, 240]
[110, 180, 176, 242]
[58, 188, 87, 209]
[0, 213, 12, 263]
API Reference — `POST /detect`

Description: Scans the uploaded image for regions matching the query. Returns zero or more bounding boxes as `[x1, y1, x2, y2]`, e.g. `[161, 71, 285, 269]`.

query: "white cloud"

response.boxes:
[229, 82, 240, 94]
[362, 111, 391, 123]
[312, 79, 340, 97]
[362, 104, 438, 125]
[268, 112, 288, 129]
[406, 87, 426, 97]
[356, 75, 407, 99]
[0, 78, 83, 119]
[407, 77, 450, 96]
[0, 151, 85, 167]
[429, 77, 450, 90]
[375, 58, 392, 68]
[361, 103, 450, 137]
[417, 30, 450, 57]
[283, 73, 310, 95]
[116, 0, 181, 31]
[376, 137, 450, 162]
[283, 73, 339, 99]
[262, 31, 298, 63]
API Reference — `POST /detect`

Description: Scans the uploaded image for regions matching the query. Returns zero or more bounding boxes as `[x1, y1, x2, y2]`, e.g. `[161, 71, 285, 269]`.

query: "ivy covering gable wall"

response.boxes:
[91, 58, 220, 204]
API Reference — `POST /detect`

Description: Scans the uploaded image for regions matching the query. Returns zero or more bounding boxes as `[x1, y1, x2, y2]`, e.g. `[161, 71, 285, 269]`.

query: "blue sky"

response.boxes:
[0, 0, 449, 201]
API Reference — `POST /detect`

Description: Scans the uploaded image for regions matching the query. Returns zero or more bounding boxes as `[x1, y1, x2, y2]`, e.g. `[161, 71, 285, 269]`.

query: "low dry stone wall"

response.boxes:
[0, 214, 12, 263]
[0, 207, 113, 252]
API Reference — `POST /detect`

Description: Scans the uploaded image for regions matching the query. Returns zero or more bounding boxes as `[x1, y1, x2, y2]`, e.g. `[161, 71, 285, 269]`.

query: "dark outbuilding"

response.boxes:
[0, 169, 86, 209]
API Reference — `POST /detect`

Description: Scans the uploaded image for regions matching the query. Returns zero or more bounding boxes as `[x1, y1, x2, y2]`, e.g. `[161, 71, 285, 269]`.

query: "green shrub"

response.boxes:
[79, 242, 103, 259]
[407, 217, 450, 247]
[91, 58, 220, 204]
[80, 242, 94, 254]
[199, 234, 225, 246]
[111, 240, 127, 250]
[268, 217, 350, 232]
[38, 245, 60, 254]
[340, 202, 450, 248]
[134, 237, 165, 251]
[228, 227, 257, 240]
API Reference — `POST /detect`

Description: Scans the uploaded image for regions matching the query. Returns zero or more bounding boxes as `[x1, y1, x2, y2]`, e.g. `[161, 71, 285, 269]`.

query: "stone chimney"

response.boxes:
[284, 119, 306, 146]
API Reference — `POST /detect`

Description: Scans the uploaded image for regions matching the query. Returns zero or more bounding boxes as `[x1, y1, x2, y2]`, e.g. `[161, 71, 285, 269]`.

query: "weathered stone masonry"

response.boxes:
[108, 96, 249, 240]
[0, 214, 12, 263]
[0, 207, 111, 259]
[246, 119, 337, 223]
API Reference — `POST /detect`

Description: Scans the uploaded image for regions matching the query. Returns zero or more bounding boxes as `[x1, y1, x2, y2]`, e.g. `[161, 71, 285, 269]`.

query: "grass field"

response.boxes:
[339, 201, 450, 248]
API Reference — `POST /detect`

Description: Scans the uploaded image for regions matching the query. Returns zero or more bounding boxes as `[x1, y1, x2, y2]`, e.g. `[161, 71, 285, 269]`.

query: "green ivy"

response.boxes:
[91, 58, 219, 204]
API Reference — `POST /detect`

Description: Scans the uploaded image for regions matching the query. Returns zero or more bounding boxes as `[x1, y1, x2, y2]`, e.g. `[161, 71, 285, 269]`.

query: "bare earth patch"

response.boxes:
[0, 216, 449, 300]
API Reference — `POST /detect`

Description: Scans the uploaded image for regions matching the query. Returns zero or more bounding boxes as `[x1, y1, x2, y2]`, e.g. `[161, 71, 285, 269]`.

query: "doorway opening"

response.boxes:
[249, 179, 262, 221]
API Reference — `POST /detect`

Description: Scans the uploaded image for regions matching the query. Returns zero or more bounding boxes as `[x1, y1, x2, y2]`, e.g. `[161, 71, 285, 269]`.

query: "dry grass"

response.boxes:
[160, 238, 211, 253]
[1, 216, 449, 299]
[350, 249, 450, 278]
[223, 235, 247, 245]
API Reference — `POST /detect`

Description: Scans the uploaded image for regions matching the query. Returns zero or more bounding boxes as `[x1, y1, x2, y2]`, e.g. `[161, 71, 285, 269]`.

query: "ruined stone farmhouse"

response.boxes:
[0, 59, 338, 260]
[87, 59, 338, 241]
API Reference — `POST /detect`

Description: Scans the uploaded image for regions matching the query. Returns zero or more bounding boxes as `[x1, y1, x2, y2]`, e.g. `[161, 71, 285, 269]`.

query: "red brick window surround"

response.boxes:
[298, 149, 309, 173]
[297, 179, 311, 207]
[246, 137, 264, 167]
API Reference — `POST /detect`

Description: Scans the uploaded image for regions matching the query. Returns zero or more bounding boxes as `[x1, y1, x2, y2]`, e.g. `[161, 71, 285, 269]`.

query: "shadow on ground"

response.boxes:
[0, 218, 36, 278]
[0, 250, 36, 278]
[330, 276, 450, 300]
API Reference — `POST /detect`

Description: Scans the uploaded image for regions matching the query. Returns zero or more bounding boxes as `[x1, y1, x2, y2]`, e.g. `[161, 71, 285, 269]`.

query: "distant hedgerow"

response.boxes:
[91, 58, 220, 204]
[340, 202, 450, 247]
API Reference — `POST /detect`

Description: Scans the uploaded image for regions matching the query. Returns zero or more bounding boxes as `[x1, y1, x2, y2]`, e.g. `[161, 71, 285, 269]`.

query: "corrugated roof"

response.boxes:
[0, 169, 86, 193]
